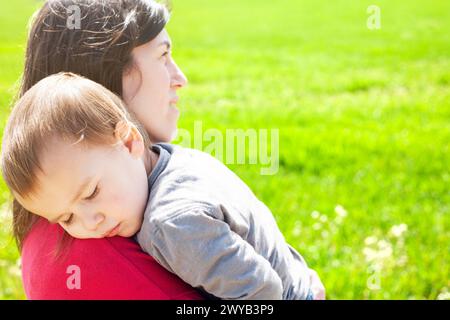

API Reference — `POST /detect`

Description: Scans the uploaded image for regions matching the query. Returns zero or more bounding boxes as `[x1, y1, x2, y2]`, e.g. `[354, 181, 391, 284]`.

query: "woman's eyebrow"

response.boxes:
[158, 40, 171, 50]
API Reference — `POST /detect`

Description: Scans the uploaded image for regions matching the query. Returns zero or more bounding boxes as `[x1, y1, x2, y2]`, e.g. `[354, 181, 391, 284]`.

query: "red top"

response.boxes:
[21, 218, 204, 300]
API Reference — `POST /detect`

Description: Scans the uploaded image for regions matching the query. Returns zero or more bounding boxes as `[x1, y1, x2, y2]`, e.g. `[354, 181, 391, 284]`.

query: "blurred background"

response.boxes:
[0, 0, 449, 299]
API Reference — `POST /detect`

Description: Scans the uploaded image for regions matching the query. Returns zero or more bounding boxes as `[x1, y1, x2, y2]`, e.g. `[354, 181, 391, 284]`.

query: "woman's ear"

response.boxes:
[114, 120, 145, 158]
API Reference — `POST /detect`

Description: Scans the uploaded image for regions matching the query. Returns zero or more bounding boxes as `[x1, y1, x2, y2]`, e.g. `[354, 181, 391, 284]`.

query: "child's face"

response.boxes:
[16, 135, 150, 239]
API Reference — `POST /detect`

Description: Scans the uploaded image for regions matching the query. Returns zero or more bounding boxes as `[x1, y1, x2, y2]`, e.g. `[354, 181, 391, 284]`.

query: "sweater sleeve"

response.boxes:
[21, 218, 203, 300]
[145, 210, 283, 300]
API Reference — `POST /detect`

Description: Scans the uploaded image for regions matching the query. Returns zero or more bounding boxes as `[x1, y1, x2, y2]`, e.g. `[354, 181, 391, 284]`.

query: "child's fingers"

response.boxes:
[308, 268, 326, 300]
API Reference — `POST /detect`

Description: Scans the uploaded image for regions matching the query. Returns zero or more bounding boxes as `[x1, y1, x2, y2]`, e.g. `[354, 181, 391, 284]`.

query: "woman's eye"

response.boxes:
[161, 51, 169, 59]
[63, 214, 74, 225]
[85, 186, 99, 200]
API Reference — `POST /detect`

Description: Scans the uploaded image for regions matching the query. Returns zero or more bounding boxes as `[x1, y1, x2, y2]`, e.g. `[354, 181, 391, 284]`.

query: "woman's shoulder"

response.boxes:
[21, 218, 203, 300]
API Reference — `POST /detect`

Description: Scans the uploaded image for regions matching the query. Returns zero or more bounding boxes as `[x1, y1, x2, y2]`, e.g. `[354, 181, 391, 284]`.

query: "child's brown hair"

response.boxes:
[1, 72, 150, 250]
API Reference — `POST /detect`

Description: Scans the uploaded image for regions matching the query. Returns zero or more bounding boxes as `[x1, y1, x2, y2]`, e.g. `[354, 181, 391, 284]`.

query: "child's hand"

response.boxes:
[309, 268, 326, 300]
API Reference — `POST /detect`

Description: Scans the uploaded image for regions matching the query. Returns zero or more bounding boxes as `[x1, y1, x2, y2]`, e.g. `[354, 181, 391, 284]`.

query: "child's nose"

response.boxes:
[83, 213, 105, 231]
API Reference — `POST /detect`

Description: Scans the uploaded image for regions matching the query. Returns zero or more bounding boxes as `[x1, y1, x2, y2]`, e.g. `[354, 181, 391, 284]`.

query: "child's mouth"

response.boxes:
[104, 223, 121, 237]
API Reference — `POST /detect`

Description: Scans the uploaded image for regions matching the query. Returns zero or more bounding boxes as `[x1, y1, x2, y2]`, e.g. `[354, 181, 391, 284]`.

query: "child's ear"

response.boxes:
[114, 120, 144, 158]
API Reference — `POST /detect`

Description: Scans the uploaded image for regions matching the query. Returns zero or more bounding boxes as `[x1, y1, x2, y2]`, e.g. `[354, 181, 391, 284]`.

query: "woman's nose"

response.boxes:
[170, 59, 188, 89]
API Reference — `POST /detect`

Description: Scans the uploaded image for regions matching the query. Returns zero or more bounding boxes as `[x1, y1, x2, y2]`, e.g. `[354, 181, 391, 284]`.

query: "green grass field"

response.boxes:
[0, 0, 449, 299]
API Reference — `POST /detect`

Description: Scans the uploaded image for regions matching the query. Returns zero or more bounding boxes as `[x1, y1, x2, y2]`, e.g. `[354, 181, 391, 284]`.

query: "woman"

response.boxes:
[15, 0, 203, 299]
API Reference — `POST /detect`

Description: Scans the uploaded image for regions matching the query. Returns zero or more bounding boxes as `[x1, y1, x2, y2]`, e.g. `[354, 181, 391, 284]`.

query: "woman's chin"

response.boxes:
[161, 122, 179, 143]
[170, 104, 180, 121]
[168, 127, 179, 142]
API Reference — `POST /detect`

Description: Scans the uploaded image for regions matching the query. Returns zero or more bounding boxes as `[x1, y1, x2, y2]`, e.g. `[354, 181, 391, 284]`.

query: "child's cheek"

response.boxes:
[109, 191, 125, 207]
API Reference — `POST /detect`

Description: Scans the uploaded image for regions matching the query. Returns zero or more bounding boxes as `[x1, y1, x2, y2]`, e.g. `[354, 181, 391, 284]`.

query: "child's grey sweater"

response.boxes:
[136, 144, 311, 300]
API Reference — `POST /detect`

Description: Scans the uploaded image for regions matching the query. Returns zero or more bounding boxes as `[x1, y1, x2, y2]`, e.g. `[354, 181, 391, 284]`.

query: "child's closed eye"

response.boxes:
[61, 186, 99, 226]
[63, 213, 74, 225]
[84, 186, 100, 200]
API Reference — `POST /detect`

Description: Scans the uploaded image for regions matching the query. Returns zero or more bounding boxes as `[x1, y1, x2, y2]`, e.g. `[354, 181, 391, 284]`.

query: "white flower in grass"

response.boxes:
[311, 211, 320, 219]
[378, 246, 393, 260]
[437, 292, 450, 300]
[437, 288, 450, 300]
[363, 247, 378, 262]
[377, 240, 391, 250]
[8, 264, 21, 278]
[313, 222, 322, 231]
[363, 238, 393, 263]
[331, 260, 341, 268]
[389, 224, 408, 238]
[319, 215, 328, 223]
[364, 236, 378, 246]
[335, 205, 348, 218]
[0, 204, 11, 224]
[396, 255, 408, 267]
[376, 240, 393, 259]
[335, 216, 344, 225]
[293, 222, 302, 237]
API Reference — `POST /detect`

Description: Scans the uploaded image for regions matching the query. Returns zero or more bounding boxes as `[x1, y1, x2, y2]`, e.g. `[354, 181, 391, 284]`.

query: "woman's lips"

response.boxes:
[104, 223, 121, 237]
[169, 96, 179, 105]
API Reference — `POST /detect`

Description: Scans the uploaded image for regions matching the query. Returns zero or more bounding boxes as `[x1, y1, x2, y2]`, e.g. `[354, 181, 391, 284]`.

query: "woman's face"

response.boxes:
[122, 29, 188, 143]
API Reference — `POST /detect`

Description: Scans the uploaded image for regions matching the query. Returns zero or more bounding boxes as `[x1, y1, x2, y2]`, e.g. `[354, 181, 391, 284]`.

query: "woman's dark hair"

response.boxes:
[21, 0, 170, 97]
[13, 0, 170, 251]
